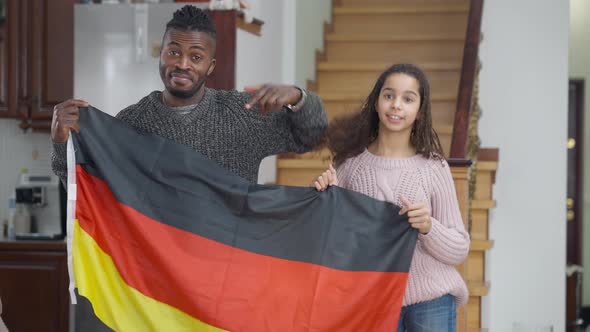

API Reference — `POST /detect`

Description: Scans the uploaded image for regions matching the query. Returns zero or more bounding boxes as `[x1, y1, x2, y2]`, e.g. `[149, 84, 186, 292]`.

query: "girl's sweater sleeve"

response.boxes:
[419, 161, 470, 265]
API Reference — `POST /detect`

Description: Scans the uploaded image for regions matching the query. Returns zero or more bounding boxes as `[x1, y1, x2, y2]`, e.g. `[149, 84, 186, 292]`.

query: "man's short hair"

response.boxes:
[166, 5, 217, 40]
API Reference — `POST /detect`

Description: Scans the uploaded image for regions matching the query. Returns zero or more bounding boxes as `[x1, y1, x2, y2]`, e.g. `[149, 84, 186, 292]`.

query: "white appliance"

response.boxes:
[14, 173, 65, 240]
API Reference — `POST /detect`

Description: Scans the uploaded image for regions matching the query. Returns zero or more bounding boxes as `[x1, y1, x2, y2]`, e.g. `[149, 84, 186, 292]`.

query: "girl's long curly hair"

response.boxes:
[328, 63, 444, 167]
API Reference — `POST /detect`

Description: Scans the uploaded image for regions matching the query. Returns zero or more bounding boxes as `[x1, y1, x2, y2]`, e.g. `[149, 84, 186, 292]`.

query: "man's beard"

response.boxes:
[168, 78, 206, 99]
[168, 87, 198, 99]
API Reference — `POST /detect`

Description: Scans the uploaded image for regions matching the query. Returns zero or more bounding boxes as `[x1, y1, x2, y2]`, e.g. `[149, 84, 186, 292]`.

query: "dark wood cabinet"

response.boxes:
[0, 25, 10, 116]
[0, 241, 69, 332]
[0, 0, 73, 129]
[206, 10, 236, 91]
[25, 0, 73, 129]
[0, 0, 19, 119]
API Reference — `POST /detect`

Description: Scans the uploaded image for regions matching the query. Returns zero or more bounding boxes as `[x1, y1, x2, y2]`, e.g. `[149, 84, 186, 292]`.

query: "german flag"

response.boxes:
[68, 107, 417, 332]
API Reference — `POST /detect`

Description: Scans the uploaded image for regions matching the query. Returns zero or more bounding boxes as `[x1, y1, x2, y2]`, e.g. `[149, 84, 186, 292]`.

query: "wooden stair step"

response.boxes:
[470, 209, 492, 239]
[278, 158, 329, 169]
[282, 148, 332, 161]
[471, 199, 496, 210]
[473, 161, 498, 201]
[332, 7, 468, 37]
[338, 0, 469, 7]
[320, 93, 458, 127]
[325, 40, 464, 63]
[437, 125, 453, 135]
[323, 105, 459, 124]
[476, 161, 498, 171]
[470, 239, 493, 251]
[317, 82, 459, 104]
[319, 92, 456, 102]
[317, 62, 461, 71]
[324, 101, 456, 125]
[467, 281, 490, 296]
[315, 62, 462, 97]
[463, 254, 486, 283]
[325, 34, 465, 42]
[333, 4, 469, 15]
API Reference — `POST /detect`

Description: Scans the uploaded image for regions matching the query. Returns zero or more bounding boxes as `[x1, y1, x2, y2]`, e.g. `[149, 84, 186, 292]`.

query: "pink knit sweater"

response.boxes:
[336, 149, 470, 307]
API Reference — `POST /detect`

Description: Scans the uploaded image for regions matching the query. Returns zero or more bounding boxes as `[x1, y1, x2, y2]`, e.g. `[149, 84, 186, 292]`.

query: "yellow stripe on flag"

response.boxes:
[73, 220, 227, 332]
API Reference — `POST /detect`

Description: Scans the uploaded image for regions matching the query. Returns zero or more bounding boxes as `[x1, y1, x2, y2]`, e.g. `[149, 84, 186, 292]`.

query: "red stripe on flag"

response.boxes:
[75, 166, 407, 331]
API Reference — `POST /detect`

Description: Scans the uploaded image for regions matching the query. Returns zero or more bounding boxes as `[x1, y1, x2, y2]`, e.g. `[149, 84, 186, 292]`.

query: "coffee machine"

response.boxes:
[14, 173, 66, 240]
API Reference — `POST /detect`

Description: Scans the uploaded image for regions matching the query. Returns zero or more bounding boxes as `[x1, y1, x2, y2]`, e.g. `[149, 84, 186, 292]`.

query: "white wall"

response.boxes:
[295, 0, 332, 87]
[479, 0, 569, 330]
[74, 3, 187, 117]
[569, 0, 590, 307]
[236, 0, 285, 185]
[236, 0, 284, 91]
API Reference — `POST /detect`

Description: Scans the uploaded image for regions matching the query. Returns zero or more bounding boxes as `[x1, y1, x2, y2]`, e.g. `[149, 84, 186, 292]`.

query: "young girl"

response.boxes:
[314, 64, 469, 331]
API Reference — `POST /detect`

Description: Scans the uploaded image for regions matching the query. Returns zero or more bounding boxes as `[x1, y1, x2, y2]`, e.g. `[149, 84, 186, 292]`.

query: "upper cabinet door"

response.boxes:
[206, 10, 236, 91]
[0, 0, 18, 119]
[18, 0, 73, 129]
[15, 0, 30, 121]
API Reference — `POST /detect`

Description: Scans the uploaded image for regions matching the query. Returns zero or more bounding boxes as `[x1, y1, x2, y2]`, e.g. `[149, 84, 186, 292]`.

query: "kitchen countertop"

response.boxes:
[0, 239, 66, 251]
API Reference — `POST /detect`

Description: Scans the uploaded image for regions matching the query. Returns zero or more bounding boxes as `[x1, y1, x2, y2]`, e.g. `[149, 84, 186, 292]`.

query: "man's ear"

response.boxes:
[207, 58, 216, 76]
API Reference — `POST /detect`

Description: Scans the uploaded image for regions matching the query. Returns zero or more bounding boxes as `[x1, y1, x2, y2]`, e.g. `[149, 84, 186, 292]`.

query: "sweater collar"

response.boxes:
[358, 149, 429, 169]
[148, 88, 214, 123]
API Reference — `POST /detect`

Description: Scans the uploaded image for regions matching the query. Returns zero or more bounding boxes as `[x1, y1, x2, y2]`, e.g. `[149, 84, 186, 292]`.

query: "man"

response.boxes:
[51, 5, 327, 184]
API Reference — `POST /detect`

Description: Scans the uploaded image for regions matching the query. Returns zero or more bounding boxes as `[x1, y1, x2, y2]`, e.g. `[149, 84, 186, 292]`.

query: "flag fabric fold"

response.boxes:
[68, 106, 417, 332]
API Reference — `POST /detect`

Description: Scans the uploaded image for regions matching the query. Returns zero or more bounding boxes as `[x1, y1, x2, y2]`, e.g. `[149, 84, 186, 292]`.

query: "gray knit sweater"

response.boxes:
[51, 88, 327, 184]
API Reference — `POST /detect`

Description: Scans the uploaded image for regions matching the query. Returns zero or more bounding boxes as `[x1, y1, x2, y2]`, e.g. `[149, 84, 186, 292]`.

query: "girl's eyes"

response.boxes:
[383, 94, 414, 103]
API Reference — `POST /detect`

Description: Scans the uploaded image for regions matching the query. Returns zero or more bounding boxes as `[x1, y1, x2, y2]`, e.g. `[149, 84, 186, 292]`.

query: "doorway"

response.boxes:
[566, 79, 586, 331]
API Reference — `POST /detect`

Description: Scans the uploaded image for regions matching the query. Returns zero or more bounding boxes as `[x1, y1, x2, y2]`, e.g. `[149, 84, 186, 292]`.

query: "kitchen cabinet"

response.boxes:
[17, 0, 74, 130]
[0, 240, 69, 332]
[0, 0, 73, 129]
[0, 24, 11, 117]
[0, 0, 18, 119]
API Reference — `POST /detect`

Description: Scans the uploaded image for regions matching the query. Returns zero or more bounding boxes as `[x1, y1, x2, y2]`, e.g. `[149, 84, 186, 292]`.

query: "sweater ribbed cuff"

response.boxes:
[53, 141, 68, 156]
[419, 217, 443, 241]
[287, 89, 308, 113]
[419, 217, 469, 265]
[285, 87, 307, 112]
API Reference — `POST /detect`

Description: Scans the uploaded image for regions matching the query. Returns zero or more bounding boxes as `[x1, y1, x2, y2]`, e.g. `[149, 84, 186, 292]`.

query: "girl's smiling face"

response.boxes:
[375, 73, 421, 136]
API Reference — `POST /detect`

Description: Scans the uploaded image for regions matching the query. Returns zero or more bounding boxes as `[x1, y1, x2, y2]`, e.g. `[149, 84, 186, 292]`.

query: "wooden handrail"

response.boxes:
[450, 0, 484, 158]
[237, 11, 264, 36]
[448, 158, 472, 168]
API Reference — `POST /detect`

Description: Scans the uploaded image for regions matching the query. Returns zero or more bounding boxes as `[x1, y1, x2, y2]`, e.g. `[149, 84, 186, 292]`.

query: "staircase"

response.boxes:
[276, 0, 491, 330]
[278, 1, 470, 167]
[461, 148, 498, 330]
